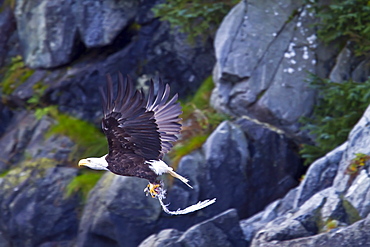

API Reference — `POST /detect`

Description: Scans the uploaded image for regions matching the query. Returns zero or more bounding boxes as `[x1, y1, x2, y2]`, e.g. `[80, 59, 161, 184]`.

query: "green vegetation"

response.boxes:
[321, 218, 340, 232]
[170, 76, 228, 167]
[0, 169, 10, 178]
[0, 158, 55, 190]
[45, 108, 107, 161]
[312, 0, 370, 56]
[64, 170, 103, 201]
[0, 0, 16, 12]
[0, 55, 34, 95]
[152, 0, 239, 43]
[346, 153, 370, 175]
[300, 75, 370, 165]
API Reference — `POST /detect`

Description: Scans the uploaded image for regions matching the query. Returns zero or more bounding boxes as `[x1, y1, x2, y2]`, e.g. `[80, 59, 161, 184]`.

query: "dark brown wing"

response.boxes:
[146, 79, 182, 158]
[100, 73, 161, 166]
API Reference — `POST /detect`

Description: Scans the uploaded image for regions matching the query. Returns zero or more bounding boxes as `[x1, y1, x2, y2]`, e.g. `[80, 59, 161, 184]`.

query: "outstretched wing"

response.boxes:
[100, 73, 161, 162]
[146, 78, 182, 158]
[100, 73, 182, 168]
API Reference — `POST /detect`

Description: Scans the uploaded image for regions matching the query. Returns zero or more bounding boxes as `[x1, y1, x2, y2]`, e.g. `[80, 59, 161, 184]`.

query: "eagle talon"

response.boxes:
[145, 183, 161, 198]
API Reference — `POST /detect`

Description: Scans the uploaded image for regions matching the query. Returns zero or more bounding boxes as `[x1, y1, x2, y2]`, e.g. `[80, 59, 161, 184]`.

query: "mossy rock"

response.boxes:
[0, 158, 56, 191]
[0, 56, 35, 95]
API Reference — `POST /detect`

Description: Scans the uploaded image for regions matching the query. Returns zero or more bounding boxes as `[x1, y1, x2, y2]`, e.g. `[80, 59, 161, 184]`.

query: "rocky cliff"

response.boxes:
[0, 0, 369, 247]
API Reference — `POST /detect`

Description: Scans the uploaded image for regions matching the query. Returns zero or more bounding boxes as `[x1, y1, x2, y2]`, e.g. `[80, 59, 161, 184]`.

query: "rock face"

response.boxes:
[0, 163, 79, 247]
[166, 120, 302, 221]
[211, 0, 370, 141]
[0, 5, 17, 67]
[244, 105, 370, 246]
[211, 0, 317, 137]
[14, 0, 140, 68]
[139, 209, 247, 247]
[77, 174, 162, 247]
[1, 0, 370, 246]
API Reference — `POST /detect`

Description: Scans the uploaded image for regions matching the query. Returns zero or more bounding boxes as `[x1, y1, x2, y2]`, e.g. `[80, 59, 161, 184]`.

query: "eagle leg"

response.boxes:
[144, 183, 161, 198]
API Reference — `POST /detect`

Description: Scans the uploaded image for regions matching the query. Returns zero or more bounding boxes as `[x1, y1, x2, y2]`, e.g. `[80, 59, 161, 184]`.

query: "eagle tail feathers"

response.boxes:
[146, 160, 193, 189]
[168, 169, 193, 189]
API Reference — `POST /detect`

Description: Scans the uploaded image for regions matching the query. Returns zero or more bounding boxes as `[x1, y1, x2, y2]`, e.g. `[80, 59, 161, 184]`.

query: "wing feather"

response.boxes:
[100, 74, 182, 167]
[100, 75, 161, 163]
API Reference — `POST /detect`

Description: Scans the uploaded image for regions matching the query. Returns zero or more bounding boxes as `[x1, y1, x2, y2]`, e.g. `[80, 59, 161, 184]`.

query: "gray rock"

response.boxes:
[139, 229, 182, 247]
[14, 0, 140, 68]
[14, 0, 78, 68]
[328, 43, 370, 83]
[246, 105, 370, 246]
[0, 161, 79, 247]
[166, 118, 302, 225]
[177, 209, 246, 247]
[0, 104, 13, 137]
[77, 173, 162, 247]
[0, 112, 40, 171]
[168, 121, 249, 220]
[212, 0, 317, 137]
[0, 112, 74, 172]
[352, 58, 370, 82]
[240, 188, 298, 245]
[333, 105, 370, 192]
[73, 0, 139, 48]
[294, 143, 346, 207]
[345, 170, 370, 218]
[329, 46, 352, 82]
[140, 209, 247, 247]
[0, 5, 17, 67]
[250, 210, 370, 247]
[235, 117, 303, 217]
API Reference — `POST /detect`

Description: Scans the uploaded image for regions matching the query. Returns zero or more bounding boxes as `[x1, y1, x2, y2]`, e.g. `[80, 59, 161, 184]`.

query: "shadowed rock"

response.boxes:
[77, 174, 161, 247]
[139, 209, 247, 247]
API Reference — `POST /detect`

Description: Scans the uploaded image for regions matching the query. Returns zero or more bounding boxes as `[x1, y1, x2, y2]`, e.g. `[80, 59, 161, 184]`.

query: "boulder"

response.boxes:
[211, 0, 317, 138]
[250, 212, 370, 247]
[139, 209, 247, 247]
[0, 112, 74, 172]
[167, 118, 302, 222]
[14, 0, 79, 69]
[77, 173, 162, 247]
[245, 105, 370, 246]
[235, 117, 303, 216]
[294, 143, 346, 207]
[0, 160, 79, 247]
[166, 121, 249, 221]
[73, 0, 139, 48]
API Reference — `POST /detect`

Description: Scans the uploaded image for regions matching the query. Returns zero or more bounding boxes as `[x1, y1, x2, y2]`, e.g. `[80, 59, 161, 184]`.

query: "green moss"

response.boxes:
[0, 56, 34, 95]
[0, 0, 15, 12]
[169, 76, 228, 168]
[342, 199, 361, 224]
[181, 75, 215, 119]
[0, 169, 10, 178]
[64, 170, 103, 201]
[128, 22, 141, 32]
[322, 218, 340, 232]
[152, 0, 239, 43]
[171, 134, 209, 166]
[0, 158, 55, 190]
[45, 109, 107, 160]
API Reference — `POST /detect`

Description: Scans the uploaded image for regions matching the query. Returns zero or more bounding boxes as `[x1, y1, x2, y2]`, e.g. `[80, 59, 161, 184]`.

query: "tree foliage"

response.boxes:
[152, 0, 239, 43]
[300, 75, 370, 165]
[313, 0, 370, 56]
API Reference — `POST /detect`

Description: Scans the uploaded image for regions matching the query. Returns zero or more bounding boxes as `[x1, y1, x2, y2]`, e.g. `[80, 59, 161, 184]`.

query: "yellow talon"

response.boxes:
[147, 183, 160, 198]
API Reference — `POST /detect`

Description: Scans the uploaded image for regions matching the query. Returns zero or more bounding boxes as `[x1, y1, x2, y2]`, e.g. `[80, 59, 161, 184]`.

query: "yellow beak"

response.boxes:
[78, 159, 88, 167]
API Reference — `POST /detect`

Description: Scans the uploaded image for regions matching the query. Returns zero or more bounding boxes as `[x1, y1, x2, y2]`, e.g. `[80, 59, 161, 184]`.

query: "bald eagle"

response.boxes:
[78, 73, 215, 214]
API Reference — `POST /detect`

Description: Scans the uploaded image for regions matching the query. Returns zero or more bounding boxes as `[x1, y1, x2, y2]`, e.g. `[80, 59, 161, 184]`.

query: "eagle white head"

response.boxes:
[78, 155, 109, 171]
